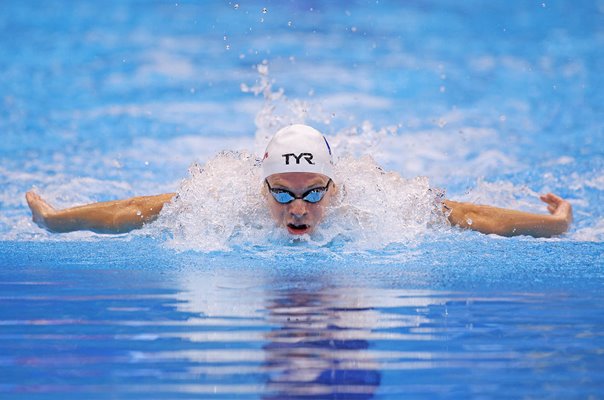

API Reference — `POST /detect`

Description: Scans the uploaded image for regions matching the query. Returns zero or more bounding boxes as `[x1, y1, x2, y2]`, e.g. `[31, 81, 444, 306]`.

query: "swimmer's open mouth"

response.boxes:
[287, 223, 310, 234]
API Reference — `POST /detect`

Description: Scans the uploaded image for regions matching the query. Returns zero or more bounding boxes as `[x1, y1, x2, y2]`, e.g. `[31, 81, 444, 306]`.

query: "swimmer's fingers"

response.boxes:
[25, 191, 56, 229]
[539, 193, 572, 221]
[540, 193, 562, 208]
[26, 191, 52, 210]
[539, 192, 563, 203]
[539, 194, 558, 213]
[26, 190, 40, 205]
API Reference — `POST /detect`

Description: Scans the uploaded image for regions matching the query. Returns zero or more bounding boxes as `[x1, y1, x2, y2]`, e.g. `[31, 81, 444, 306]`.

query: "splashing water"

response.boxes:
[242, 62, 339, 154]
[4, 61, 601, 246]
[148, 151, 445, 252]
[149, 63, 448, 252]
[150, 152, 271, 252]
[321, 156, 447, 248]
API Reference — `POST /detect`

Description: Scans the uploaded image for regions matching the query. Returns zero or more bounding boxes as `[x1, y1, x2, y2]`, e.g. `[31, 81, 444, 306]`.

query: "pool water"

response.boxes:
[1, 0, 603, 398]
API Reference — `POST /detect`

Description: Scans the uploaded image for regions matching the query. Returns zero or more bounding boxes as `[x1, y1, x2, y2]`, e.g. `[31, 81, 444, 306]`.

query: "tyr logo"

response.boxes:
[282, 153, 315, 165]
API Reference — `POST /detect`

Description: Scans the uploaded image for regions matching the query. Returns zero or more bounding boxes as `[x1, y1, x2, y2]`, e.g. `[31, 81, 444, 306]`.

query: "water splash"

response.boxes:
[241, 62, 337, 155]
[150, 152, 271, 252]
[148, 152, 445, 252]
[3, 61, 602, 245]
[321, 156, 447, 248]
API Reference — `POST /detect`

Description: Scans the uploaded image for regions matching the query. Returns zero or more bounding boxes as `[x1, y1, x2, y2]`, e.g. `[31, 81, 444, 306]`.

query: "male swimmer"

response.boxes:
[26, 124, 573, 238]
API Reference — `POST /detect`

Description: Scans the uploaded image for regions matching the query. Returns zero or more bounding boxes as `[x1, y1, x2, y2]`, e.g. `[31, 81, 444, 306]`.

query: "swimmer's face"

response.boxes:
[264, 172, 335, 236]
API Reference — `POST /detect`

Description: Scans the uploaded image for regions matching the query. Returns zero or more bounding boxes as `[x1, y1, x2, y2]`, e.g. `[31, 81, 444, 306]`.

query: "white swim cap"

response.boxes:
[261, 124, 334, 180]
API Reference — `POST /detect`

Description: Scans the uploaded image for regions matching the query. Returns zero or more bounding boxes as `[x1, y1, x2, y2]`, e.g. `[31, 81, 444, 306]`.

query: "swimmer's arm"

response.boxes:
[25, 191, 176, 234]
[443, 193, 572, 238]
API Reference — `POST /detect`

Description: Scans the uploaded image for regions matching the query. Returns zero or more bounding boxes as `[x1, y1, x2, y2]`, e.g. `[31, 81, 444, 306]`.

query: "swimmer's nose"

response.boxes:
[288, 199, 308, 218]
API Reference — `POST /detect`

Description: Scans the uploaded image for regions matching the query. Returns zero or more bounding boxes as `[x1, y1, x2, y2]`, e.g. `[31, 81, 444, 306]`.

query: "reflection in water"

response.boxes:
[5, 264, 598, 398]
[262, 288, 380, 399]
[173, 268, 448, 398]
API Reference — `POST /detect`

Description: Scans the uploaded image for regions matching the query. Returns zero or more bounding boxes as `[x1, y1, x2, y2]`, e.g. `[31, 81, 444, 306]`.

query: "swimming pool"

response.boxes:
[1, 0, 603, 398]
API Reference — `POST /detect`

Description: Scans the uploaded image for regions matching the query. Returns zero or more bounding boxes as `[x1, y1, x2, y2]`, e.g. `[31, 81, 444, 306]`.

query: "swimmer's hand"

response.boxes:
[444, 192, 572, 238]
[539, 193, 573, 228]
[26, 191, 58, 231]
[25, 190, 175, 234]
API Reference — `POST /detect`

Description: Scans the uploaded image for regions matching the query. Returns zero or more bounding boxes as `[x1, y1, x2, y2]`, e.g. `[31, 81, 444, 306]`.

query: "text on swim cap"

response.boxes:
[282, 153, 315, 165]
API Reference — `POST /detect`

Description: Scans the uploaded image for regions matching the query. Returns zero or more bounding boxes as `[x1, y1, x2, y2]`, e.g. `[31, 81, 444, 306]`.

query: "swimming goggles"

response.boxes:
[265, 179, 332, 204]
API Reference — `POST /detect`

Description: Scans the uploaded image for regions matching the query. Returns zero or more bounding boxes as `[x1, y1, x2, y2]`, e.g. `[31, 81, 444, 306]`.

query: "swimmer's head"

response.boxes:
[261, 124, 334, 180]
[261, 125, 336, 236]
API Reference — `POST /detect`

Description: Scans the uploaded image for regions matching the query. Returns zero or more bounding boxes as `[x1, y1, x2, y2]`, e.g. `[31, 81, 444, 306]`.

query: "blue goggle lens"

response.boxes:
[267, 179, 331, 204]
[302, 189, 325, 203]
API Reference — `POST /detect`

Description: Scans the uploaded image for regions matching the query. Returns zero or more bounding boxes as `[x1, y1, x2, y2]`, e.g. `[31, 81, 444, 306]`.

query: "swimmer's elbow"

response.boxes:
[445, 201, 477, 230]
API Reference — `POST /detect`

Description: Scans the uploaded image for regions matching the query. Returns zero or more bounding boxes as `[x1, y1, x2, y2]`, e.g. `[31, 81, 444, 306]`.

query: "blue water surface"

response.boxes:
[1, 0, 603, 398]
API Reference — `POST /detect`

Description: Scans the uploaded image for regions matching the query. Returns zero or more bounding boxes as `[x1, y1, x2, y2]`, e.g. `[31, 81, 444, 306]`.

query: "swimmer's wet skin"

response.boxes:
[26, 191, 176, 234]
[264, 172, 334, 236]
[25, 124, 573, 238]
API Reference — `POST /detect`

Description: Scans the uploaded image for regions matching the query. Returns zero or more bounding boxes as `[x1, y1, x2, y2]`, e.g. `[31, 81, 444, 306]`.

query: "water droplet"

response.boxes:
[466, 218, 473, 226]
[225, 44, 230, 50]
[136, 210, 142, 216]
[260, 17, 264, 23]
[239, 53, 245, 59]
[223, 35, 227, 41]
[233, 3, 239, 9]
[499, 115, 507, 122]
[541, 2, 546, 7]
[261, 7, 268, 13]
[287, 21, 292, 27]
[351, 26, 357, 32]
[438, 119, 447, 128]
[190, 87, 196, 94]
[439, 85, 446, 93]
[144, 161, 149, 166]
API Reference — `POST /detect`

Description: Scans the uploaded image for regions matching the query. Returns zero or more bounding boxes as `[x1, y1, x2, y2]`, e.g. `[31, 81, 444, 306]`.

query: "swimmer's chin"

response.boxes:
[286, 223, 312, 235]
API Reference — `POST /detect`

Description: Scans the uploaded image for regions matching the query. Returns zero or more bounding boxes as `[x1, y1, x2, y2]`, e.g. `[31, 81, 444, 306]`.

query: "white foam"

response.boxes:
[320, 156, 447, 248]
[149, 152, 273, 252]
[571, 218, 604, 242]
[586, 174, 604, 191]
[148, 151, 445, 252]
[455, 180, 545, 212]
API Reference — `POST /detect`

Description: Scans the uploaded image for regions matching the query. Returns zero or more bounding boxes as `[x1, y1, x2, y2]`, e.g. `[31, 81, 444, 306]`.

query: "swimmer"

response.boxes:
[25, 124, 573, 238]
